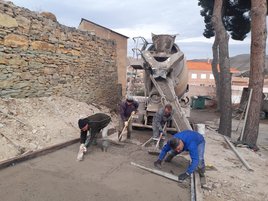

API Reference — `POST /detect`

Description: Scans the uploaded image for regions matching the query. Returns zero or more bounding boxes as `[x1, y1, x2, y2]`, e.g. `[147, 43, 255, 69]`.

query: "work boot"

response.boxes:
[92, 138, 98, 145]
[77, 144, 87, 161]
[127, 131, 131, 139]
[164, 153, 176, 162]
[101, 140, 109, 152]
[154, 159, 162, 169]
[197, 167, 205, 177]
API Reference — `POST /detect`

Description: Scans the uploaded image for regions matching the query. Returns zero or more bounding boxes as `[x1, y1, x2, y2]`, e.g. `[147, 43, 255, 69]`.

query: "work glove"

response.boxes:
[80, 143, 87, 153]
[77, 144, 87, 161]
[178, 172, 190, 182]
[154, 159, 162, 169]
[124, 121, 128, 127]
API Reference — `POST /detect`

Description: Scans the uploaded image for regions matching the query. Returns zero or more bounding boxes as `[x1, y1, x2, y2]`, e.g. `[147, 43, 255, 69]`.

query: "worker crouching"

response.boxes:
[154, 130, 205, 182]
[77, 113, 111, 161]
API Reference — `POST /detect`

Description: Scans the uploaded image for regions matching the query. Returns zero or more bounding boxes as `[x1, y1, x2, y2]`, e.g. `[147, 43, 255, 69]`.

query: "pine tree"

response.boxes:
[198, 0, 267, 145]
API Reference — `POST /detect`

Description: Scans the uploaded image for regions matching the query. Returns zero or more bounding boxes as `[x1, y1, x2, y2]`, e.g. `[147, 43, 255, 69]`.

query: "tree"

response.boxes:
[243, 0, 267, 147]
[198, 0, 268, 144]
[212, 0, 232, 137]
[199, 0, 233, 136]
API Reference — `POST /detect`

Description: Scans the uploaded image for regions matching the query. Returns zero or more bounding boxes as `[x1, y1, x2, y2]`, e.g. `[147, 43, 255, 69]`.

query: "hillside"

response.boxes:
[190, 54, 268, 71]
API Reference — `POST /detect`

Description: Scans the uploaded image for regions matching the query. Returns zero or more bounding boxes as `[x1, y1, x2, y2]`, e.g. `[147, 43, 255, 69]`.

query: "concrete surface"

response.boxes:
[0, 129, 190, 201]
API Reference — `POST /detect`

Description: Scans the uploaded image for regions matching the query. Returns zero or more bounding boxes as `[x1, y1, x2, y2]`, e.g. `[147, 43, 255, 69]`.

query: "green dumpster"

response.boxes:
[191, 96, 205, 109]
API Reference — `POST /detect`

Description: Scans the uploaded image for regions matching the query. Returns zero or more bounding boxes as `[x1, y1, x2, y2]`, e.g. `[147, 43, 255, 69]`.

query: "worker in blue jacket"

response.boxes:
[154, 130, 205, 182]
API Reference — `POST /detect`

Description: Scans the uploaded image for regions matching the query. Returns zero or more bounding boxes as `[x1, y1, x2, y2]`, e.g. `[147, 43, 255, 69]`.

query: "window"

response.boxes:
[210, 74, 214, 79]
[200, 74, 206, 79]
[191, 73, 197, 79]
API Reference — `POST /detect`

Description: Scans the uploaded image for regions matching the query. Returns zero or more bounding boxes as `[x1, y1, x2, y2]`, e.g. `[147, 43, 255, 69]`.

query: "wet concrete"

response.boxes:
[0, 129, 190, 201]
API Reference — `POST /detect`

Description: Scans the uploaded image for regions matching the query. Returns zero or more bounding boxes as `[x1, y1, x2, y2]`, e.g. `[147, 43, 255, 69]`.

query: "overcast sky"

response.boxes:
[9, 0, 267, 59]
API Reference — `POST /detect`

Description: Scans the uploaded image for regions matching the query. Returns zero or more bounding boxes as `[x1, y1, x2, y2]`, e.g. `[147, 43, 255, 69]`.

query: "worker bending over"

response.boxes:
[154, 130, 205, 182]
[77, 113, 111, 161]
[152, 104, 173, 139]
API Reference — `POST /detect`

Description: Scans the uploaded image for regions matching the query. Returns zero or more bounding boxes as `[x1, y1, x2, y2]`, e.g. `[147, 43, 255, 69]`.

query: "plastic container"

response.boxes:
[191, 96, 205, 109]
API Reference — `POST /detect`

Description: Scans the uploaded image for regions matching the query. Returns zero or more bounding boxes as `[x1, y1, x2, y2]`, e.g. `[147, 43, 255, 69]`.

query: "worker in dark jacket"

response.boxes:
[119, 95, 139, 139]
[77, 113, 111, 161]
[154, 130, 205, 181]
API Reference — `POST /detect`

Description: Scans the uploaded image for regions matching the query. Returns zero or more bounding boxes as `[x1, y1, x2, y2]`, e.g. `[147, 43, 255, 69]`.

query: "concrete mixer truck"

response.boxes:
[130, 34, 192, 132]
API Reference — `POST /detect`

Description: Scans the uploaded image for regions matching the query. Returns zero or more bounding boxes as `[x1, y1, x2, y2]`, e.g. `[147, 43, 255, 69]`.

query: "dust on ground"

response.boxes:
[0, 96, 267, 201]
[190, 109, 268, 201]
[0, 96, 117, 161]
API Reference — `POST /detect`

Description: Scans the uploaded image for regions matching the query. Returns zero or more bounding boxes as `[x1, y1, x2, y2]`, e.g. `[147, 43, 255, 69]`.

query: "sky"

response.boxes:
[8, 0, 266, 59]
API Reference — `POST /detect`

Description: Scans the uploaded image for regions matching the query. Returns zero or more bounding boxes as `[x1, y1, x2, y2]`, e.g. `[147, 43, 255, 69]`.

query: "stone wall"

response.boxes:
[0, 1, 120, 108]
[79, 19, 128, 96]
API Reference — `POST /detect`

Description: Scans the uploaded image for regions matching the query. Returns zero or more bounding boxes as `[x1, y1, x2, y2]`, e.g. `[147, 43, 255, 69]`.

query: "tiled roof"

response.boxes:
[187, 61, 239, 73]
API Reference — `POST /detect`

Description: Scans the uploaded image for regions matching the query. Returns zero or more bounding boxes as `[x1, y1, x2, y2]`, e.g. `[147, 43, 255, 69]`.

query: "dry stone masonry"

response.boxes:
[0, 1, 120, 108]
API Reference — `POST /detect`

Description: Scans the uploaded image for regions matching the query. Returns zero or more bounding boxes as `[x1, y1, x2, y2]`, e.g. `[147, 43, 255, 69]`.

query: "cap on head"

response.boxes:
[165, 104, 172, 111]
[78, 118, 88, 129]
[126, 94, 134, 102]
[169, 138, 180, 150]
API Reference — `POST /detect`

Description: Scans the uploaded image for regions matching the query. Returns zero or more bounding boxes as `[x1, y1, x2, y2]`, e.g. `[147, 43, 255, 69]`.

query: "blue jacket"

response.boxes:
[159, 130, 205, 174]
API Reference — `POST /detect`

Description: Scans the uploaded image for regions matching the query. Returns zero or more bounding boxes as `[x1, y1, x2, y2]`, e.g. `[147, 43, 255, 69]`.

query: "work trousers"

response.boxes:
[197, 141, 206, 172]
[83, 125, 109, 148]
[119, 118, 132, 139]
[152, 122, 166, 138]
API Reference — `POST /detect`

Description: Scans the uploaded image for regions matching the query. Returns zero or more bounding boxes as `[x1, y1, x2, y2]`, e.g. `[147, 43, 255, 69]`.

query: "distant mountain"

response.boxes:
[229, 54, 251, 71]
[189, 54, 268, 72]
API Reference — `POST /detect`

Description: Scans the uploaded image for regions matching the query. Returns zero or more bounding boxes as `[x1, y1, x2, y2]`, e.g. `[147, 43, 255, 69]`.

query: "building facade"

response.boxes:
[187, 61, 243, 104]
[78, 19, 128, 97]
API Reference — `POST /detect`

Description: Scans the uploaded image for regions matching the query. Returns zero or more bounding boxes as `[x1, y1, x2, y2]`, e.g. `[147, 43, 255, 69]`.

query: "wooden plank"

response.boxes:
[130, 162, 189, 189]
[0, 138, 80, 170]
[131, 162, 178, 181]
[132, 123, 177, 132]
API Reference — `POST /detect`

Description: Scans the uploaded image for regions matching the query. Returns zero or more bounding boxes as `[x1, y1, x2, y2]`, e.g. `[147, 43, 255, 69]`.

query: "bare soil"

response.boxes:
[190, 109, 268, 201]
[0, 96, 268, 201]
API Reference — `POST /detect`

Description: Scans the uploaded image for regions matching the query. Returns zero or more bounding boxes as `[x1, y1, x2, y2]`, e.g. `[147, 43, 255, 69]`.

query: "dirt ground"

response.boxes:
[190, 109, 268, 201]
[0, 96, 268, 201]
